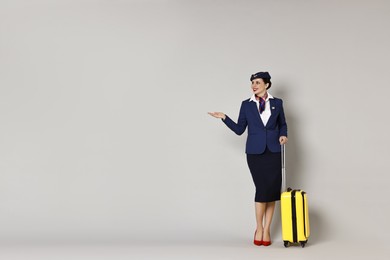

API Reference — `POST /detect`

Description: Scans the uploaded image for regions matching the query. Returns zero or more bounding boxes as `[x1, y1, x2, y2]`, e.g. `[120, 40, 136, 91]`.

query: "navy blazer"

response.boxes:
[222, 97, 288, 154]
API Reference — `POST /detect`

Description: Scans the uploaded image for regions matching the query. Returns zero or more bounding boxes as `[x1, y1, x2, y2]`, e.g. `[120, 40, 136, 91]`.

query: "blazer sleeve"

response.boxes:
[221, 101, 247, 135]
[278, 100, 288, 137]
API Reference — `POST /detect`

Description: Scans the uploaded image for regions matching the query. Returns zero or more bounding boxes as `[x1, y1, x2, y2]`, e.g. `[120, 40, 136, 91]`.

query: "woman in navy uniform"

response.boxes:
[208, 71, 288, 246]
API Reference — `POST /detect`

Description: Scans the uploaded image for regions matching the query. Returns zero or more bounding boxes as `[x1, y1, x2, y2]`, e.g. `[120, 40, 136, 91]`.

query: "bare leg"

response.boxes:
[255, 202, 266, 241]
[263, 201, 276, 241]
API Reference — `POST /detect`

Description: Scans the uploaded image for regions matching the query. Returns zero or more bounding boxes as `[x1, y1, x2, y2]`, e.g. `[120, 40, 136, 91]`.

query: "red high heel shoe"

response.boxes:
[262, 232, 271, 246]
[262, 240, 271, 246]
[253, 231, 263, 246]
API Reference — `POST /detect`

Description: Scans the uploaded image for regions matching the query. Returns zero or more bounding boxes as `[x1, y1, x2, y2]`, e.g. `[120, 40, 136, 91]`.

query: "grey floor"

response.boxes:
[1, 239, 387, 260]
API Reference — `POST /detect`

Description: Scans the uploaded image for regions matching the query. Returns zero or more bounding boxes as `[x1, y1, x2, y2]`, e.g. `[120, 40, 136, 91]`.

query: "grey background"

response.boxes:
[1, 0, 389, 258]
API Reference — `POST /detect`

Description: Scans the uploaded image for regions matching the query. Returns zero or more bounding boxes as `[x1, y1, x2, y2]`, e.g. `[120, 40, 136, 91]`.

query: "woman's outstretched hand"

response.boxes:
[279, 136, 288, 145]
[208, 112, 226, 120]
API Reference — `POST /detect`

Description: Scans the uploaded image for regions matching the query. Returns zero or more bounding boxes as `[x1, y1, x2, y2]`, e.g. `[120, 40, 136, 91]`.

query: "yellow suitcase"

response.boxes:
[280, 145, 310, 248]
[281, 188, 310, 247]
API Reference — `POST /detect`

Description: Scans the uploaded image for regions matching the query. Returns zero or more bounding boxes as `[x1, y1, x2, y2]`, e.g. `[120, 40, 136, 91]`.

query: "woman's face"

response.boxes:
[251, 78, 268, 96]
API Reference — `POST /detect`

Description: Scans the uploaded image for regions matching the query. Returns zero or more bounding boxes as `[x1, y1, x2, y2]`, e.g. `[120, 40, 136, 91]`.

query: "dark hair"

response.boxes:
[261, 78, 272, 90]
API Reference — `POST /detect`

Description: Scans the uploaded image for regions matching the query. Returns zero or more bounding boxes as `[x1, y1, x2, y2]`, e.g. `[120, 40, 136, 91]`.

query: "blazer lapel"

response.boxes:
[266, 99, 277, 126]
[250, 101, 264, 127]
[269, 99, 276, 115]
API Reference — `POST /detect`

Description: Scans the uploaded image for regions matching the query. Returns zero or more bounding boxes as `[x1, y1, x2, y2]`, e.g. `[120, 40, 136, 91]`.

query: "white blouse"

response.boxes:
[249, 93, 274, 126]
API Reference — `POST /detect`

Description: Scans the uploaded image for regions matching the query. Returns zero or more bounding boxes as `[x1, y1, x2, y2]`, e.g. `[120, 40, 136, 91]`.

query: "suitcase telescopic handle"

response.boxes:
[281, 144, 287, 192]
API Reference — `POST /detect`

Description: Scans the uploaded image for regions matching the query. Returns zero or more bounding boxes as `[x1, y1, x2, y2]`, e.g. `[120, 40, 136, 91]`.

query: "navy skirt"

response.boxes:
[246, 147, 282, 202]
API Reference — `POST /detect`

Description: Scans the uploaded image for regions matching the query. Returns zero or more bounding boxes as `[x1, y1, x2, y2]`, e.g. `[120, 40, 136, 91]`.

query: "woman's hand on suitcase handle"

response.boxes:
[279, 136, 288, 145]
[208, 112, 226, 120]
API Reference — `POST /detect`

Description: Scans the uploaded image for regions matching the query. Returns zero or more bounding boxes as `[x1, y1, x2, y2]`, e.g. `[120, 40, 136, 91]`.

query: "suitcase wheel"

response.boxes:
[300, 241, 306, 248]
[284, 241, 290, 248]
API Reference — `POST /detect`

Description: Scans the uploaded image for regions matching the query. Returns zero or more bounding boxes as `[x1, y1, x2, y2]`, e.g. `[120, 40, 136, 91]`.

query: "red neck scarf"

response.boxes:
[256, 92, 268, 113]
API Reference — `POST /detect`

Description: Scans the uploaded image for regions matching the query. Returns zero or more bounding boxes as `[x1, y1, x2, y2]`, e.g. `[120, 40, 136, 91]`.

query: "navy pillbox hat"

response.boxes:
[250, 71, 271, 81]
